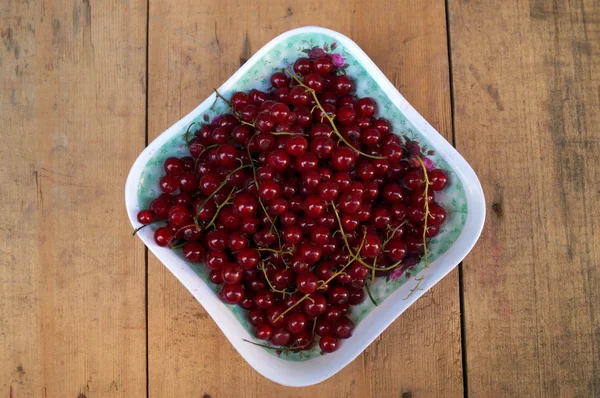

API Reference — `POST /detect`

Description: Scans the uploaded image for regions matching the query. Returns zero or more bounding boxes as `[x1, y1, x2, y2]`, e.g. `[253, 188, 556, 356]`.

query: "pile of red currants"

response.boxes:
[136, 50, 449, 355]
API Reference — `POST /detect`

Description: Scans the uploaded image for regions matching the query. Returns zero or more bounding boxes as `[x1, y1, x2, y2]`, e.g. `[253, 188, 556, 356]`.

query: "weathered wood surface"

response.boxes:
[449, 0, 600, 396]
[0, 0, 148, 396]
[2, 0, 599, 396]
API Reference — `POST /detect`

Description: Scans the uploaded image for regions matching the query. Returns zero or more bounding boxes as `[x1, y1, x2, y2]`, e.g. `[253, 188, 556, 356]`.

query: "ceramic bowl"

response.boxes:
[125, 26, 485, 387]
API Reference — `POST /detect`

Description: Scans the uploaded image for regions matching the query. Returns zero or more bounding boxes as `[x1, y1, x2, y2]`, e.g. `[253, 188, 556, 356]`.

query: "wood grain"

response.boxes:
[449, 0, 600, 396]
[0, 0, 148, 397]
[147, 1, 462, 396]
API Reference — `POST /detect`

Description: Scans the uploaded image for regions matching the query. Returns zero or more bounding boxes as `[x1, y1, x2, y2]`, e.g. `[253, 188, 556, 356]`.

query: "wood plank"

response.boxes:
[147, 1, 461, 396]
[0, 0, 148, 397]
[449, 0, 600, 396]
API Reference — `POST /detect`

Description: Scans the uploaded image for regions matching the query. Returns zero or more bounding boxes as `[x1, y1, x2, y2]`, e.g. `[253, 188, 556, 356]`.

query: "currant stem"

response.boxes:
[204, 186, 238, 230]
[240, 120, 255, 127]
[214, 88, 233, 107]
[166, 223, 199, 247]
[365, 280, 378, 306]
[283, 68, 385, 160]
[193, 143, 219, 174]
[382, 221, 407, 248]
[193, 164, 251, 229]
[132, 224, 149, 236]
[270, 131, 308, 136]
[274, 231, 367, 322]
[258, 262, 292, 295]
[405, 156, 431, 299]
[246, 140, 282, 248]
[330, 201, 372, 268]
[184, 122, 199, 147]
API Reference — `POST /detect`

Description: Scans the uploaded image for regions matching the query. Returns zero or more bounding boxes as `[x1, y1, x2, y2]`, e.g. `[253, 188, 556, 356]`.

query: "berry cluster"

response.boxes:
[135, 51, 449, 355]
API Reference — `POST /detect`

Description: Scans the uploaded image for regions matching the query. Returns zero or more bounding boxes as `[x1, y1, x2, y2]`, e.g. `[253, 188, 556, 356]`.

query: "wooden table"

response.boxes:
[2, 1, 598, 396]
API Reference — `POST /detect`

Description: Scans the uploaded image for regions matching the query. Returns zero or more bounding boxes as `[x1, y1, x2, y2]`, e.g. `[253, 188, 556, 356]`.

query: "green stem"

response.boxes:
[246, 141, 282, 248]
[275, 231, 367, 322]
[214, 88, 233, 107]
[132, 224, 150, 236]
[283, 68, 385, 160]
[184, 122, 199, 147]
[270, 131, 308, 136]
[193, 164, 250, 229]
[405, 156, 432, 299]
[204, 187, 237, 230]
[365, 280, 378, 306]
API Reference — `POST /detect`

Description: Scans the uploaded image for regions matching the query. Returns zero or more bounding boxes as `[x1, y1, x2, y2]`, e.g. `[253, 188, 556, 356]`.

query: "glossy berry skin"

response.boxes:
[267, 149, 291, 171]
[236, 248, 260, 269]
[270, 328, 292, 346]
[404, 170, 425, 190]
[149, 198, 171, 219]
[208, 268, 223, 284]
[299, 243, 322, 265]
[258, 180, 280, 202]
[231, 91, 250, 111]
[137, 210, 153, 225]
[159, 175, 179, 193]
[331, 147, 357, 171]
[206, 230, 228, 251]
[386, 239, 407, 262]
[219, 284, 245, 305]
[315, 318, 332, 336]
[336, 105, 356, 125]
[348, 288, 365, 305]
[254, 290, 276, 309]
[333, 75, 354, 95]
[303, 293, 327, 317]
[154, 227, 174, 247]
[339, 192, 362, 215]
[333, 315, 354, 339]
[427, 204, 447, 225]
[293, 58, 312, 76]
[270, 72, 289, 88]
[206, 251, 227, 270]
[286, 312, 308, 335]
[297, 272, 319, 294]
[305, 73, 325, 92]
[319, 334, 339, 353]
[360, 234, 382, 258]
[310, 224, 331, 245]
[266, 305, 287, 328]
[292, 331, 313, 350]
[328, 286, 350, 305]
[357, 97, 376, 117]
[314, 57, 334, 75]
[428, 169, 448, 191]
[303, 195, 326, 218]
[256, 324, 273, 340]
[164, 157, 184, 177]
[286, 135, 308, 156]
[318, 181, 340, 201]
[183, 242, 204, 263]
[221, 264, 243, 284]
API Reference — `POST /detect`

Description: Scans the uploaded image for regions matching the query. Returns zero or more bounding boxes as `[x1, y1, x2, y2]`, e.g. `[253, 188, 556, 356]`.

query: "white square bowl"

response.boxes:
[125, 26, 485, 387]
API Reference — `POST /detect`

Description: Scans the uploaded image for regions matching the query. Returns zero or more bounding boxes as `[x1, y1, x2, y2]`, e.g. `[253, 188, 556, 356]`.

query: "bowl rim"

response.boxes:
[125, 26, 486, 387]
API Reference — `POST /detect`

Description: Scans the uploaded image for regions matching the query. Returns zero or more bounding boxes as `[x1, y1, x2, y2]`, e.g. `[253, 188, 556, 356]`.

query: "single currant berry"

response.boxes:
[428, 169, 449, 191]
[183, 242, 205, 263]
[319, 334, 339, 353]
[164, 157, 184, 177]
[219, 284, 245, 305]
[154, 227, 174, 247]
[137, 210, 153, 225]
[297, 272, 319, 294]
